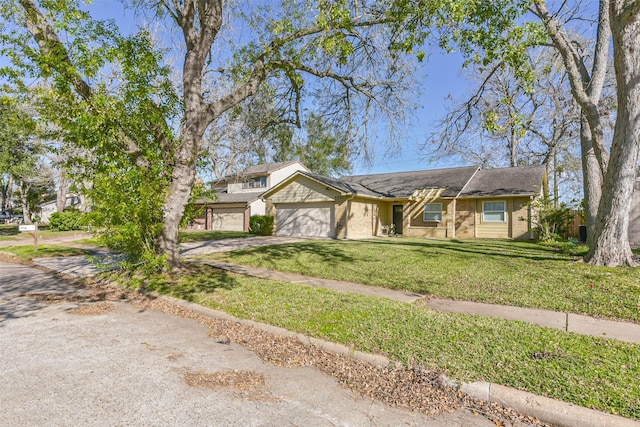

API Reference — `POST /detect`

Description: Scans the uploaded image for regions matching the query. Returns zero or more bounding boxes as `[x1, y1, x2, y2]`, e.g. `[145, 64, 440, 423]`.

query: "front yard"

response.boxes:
[111, 263, 640, 420]
[200, 238, 640, 323]
[4, 236, 638, 419]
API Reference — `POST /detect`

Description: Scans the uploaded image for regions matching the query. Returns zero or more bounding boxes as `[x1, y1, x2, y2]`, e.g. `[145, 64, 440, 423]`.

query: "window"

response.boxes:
[243, 176, 267, 189]
[483, 201, 506, 222]
[423, 203, 442, 222]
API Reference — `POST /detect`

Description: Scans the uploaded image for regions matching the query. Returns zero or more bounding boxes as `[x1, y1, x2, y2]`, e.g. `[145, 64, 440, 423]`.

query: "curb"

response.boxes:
[160, 294, 639, 427]
[159, 294, 392, 368]
[27, 260, 639, 427]
[461, 382, 638, 427]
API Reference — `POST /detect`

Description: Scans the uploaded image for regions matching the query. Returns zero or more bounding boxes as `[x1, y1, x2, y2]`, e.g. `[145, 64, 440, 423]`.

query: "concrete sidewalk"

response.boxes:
[196, 259, 640, 345]
[28, 251, 640, 345]
[25, 254, 640, 427]
[9, 234, 640, 344]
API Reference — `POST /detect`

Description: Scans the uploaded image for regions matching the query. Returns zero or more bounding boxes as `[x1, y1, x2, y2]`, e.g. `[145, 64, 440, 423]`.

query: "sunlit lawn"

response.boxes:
[0, 224, 87, 241]
[108, 264, 640, 420]
[0, 244, 92, 260]
[200, 238, 640, 323]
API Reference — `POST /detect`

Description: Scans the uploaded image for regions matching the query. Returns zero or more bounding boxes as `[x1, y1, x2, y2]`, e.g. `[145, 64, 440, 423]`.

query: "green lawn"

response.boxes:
[110, 264, 640, 420]
[201, 238, 640, 323]
[0, 224, 87, 241]
[0, 244, 92, 260]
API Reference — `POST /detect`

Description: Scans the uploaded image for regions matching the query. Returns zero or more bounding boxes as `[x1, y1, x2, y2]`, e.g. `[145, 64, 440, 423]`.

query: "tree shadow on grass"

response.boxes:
[224, 241, 356, 269]
[145, 263, 242, 303]
[366, 237, 577, 263]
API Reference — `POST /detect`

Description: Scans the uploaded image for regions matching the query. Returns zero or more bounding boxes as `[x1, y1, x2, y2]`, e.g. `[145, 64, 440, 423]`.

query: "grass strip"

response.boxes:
[0, 245, 91, 261]
[205, 238, 640, 323]
[179, 230, 252, 243]
[110, 264, 640, 420]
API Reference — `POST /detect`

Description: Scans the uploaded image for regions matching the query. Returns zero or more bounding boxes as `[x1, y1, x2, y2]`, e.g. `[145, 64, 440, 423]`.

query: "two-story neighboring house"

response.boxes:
[190, 161, 309, 232]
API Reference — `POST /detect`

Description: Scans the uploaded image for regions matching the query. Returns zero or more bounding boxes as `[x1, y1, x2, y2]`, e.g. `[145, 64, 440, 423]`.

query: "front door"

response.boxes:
[392, 204, 403, 235]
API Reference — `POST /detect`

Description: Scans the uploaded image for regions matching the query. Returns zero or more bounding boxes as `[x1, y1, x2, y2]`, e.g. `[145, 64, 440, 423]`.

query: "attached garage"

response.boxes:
[275, 203, 335, 237]
[263, 167, 546, 241]
[210, 207, 245, 231]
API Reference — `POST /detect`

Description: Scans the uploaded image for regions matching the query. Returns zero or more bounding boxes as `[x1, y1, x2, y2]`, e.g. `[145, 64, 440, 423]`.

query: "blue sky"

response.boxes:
[353, 51, 469, 175]
[85, 0, 471, 176]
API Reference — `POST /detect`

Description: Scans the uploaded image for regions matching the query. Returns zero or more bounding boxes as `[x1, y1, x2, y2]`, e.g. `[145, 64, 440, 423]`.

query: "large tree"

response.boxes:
[427, 49, 585, 205]
[3, 0, 418, 268]
[200, 98, 354, 179]
[397, 0, 637, 266]
[531, 0, 639, 266]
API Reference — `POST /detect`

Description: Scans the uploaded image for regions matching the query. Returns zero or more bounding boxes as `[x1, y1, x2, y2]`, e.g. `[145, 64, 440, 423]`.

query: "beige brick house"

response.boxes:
[261, 165, 546, 240]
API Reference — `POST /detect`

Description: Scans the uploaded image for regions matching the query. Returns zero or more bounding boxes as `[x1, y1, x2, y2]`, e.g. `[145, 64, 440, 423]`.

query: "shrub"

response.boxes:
[249, 215, 274, 236]
[522, 198, 574, 243]
[48, 211, 85, 231]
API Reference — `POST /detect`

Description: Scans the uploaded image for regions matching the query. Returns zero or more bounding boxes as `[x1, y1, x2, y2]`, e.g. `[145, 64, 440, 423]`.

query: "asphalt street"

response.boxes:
[0, 262, 497, 427]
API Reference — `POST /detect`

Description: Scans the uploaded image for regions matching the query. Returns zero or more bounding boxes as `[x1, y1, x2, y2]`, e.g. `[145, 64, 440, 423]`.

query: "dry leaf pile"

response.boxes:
[184, 370, 265, 391]
[129, 293, 552, 426]
[68, 301, 115, 315]
[5, 259, 552, 426]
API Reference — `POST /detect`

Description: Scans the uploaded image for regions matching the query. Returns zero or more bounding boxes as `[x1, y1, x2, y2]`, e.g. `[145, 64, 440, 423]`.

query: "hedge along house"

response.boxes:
[261, 165, 547, 239]
[191, 161, 309, 232]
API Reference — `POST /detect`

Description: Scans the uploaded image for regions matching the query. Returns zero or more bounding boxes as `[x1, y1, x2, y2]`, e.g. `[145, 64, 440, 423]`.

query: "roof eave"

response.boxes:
[261, 171, 351, 200]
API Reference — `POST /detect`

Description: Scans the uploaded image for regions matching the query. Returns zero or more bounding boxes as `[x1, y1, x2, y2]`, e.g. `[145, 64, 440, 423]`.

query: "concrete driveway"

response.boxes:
[0, 262, 496, 426]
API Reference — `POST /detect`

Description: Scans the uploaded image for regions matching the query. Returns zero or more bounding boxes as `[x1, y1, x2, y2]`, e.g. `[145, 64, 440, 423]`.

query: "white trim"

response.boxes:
[423, 202, 443, 222]
[482, 200, 506, 222]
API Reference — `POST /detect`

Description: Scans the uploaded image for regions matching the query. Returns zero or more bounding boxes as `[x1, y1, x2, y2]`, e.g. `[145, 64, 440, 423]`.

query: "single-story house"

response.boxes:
[261, 165, 547, 239]
[191, 161, 309, 231]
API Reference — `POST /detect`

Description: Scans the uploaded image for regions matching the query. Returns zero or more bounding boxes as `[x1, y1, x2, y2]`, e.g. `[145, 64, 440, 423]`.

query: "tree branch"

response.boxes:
[18, 0, 152, 169]
[532, 0, 609, 174]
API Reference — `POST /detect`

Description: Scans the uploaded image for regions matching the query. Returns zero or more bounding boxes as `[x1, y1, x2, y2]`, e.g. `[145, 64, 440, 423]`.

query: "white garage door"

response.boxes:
[276, 203, 335, 237]
[211, 209, 245, 231]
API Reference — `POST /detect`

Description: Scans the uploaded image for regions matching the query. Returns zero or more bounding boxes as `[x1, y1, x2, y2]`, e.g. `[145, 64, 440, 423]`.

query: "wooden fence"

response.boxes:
[564, 210, 584, 240]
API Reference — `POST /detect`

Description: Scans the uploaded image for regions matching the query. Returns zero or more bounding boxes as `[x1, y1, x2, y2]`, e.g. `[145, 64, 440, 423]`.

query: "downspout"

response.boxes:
[473, 201, 477, 238]
[529, 195, 535, 240]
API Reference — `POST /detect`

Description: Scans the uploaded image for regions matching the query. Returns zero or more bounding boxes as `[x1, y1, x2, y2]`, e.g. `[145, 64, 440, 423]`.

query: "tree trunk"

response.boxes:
[585, 2, 640, 267]
[56, 174, 69, 213]
[157, 131, 199, 268]
[509, 130, 517, 167]
[18, 180, 32, 225]
[1, 175, 12, 212]
[579, 115, 603, 248]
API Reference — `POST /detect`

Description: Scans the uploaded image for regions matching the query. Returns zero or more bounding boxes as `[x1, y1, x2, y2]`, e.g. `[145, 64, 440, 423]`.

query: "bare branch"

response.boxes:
[531, 0, 609, 174]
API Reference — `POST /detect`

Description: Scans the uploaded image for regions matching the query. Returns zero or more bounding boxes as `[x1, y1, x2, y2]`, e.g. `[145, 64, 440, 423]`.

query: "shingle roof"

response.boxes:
[266, 164, 546, 201]
[198, 190, 260, 205]
[241, 161, 304, 176]
[341, 165, 480, 198]
[297, 171, 382, 197]
[459, 165, 546, 197]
